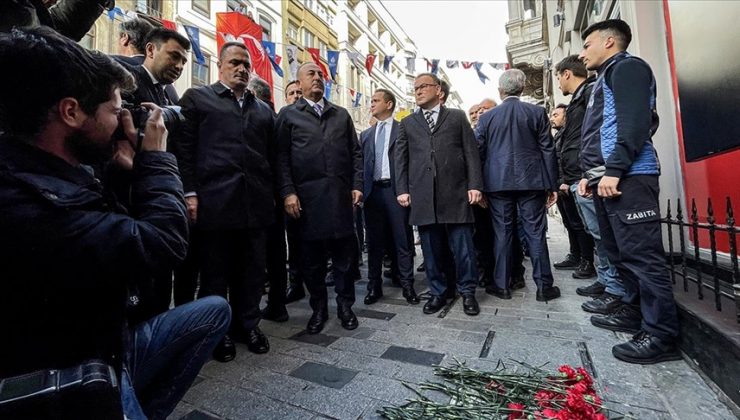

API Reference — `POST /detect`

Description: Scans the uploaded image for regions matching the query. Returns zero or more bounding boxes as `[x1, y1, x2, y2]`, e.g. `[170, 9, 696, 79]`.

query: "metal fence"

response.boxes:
[662, 198, 740, 323]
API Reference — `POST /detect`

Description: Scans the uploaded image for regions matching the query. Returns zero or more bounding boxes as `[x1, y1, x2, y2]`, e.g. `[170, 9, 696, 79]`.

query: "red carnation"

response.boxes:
[507, 402, 525, 419]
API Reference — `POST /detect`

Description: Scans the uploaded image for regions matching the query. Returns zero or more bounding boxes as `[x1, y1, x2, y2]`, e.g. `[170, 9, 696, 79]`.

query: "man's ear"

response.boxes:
[57, 98, 86, 129]
[145, 42, 157, 59]
[120, 33, 130, 47]
[604, 36, 616, 50]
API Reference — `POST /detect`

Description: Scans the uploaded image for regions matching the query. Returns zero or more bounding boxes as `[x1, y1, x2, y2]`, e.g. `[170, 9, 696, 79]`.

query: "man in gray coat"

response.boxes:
[394, 72, 484, 316]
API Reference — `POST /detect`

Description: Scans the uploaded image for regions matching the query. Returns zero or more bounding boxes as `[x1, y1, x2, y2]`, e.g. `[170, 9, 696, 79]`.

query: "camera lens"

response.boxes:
[160, 106, 186, 134]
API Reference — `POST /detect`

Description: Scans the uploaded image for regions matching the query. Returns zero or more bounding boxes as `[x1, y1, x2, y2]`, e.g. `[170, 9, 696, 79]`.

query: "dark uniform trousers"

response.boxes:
[593, 175, 679, 340]
[198, 228, 266, 332]
[557, 191, 595, 262]
[419, 223, 478, 297]
[364, 181, 415, 292]
[266, 206, 288, 308]
[301, 235, 357, 312]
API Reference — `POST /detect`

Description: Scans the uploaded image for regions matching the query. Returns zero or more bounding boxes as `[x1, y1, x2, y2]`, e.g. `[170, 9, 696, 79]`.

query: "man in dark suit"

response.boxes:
[361, 89, 419, 306]
[276, 62, 363, 335]
[174, 42, 276, 361]
[475, 69, 561, 302]
[394, 72, 483, 316]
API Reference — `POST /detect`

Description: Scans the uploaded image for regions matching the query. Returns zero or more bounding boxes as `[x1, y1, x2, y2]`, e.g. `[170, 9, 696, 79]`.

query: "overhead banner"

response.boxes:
[285, 45, 298, 80]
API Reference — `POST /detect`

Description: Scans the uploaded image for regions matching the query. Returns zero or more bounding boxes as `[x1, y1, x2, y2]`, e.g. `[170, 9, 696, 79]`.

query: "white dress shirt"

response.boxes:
[375, 117, 394, 180]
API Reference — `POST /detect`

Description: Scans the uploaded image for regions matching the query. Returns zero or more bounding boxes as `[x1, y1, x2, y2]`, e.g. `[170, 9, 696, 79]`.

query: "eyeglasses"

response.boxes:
[414, 83, 439, 92]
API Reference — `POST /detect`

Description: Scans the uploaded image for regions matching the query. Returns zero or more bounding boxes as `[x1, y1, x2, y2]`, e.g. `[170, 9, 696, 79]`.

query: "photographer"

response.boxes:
[0, 0, 111, 41]
[0, 27, 229, 419]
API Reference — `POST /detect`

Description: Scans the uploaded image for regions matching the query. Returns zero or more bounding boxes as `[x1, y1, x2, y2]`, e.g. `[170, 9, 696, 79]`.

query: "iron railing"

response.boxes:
[662, 198, 740, 323]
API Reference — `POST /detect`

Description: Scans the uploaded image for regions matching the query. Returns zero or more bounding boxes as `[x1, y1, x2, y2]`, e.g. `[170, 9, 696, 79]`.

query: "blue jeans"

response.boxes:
[419, 223, 478, 297]
[121, 296, 231, 420]
[570, 184, 624, 297]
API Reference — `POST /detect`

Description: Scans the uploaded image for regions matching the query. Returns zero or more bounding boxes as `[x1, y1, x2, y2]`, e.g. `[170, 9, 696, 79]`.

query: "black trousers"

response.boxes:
[557, 190, 595, 262]
[594, 175, 679, 340]
[266, 207, 288, 308]
[173, 228, 201, 306]
[473, 204, 495, 283]
[198, 228, 266, 332]
[286, 216, 302, 287]
[301, 235, 357, 312]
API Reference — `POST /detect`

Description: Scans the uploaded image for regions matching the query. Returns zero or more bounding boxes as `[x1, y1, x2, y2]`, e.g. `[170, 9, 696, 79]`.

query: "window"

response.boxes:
[523, 0, 537, 19]
[287, 22, 299, 41]
[192, 53, 210, 87]
[137, 0, 163, 17]
[192, 0, 209, 16]
[302, 29, 315, 49]
[319, 40, 327, 57]
[259, 15, 272, 42]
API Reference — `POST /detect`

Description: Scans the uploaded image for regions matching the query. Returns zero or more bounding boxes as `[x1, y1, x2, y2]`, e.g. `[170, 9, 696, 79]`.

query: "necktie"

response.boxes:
[313, 103, 322, 116]
[424, 110, 435, 130]
[154, 83, 168, 105]
[374, 122, 386, 180]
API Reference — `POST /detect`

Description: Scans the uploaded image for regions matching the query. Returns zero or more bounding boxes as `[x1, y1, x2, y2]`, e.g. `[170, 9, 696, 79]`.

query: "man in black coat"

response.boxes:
[361, 89, 419, 306]
[394, 72, 484, 316]
[476, 69, 561, 302]
[174, 42, 276, 361]
[276, 62, 363, 335]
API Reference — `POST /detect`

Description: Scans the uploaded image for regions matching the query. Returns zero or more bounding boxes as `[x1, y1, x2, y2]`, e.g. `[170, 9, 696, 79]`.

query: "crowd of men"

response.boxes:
[0, 5, 681, 417]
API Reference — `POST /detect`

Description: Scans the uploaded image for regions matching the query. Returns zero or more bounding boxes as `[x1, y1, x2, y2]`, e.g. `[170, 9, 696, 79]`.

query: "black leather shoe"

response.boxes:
[416, 262, 426, 272]
[553, 254, 580, 270]
[581, 292, 622, 314]
[423, 295, 446, 314]
[364, 289, 382, 305]
[510, 276, 525, 290]
[402, 287, 420, 304]
[485, 286, 512, 300]
[612, 331, 682, 365]
[285, 284, 306, 303]
[261, 304, 289, 322]
[236, 327, 269, 354]
[576, 281, 605, 297]
[213, 335, 236, 363]
[306, 309, 328, 334]
[572, 260, 597, 279]
[536, 286, 561, 302]
[462, 294, 480, 316]
[337, 306, 358, 330]
[590, 304, 641, 333]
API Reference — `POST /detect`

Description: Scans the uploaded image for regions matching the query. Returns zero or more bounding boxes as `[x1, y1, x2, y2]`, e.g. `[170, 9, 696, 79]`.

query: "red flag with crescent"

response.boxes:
[216, 12, 274, 97]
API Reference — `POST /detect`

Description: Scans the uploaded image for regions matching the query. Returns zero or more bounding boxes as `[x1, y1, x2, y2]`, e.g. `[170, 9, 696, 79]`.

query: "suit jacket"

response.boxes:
[123, 64, 179, 105]
[360, 119, 399, 199]
[276, 97, 363, 241]
[394, 106, 483, 226]
[475, 97, 558, 193]
[174, 82, 276, 230]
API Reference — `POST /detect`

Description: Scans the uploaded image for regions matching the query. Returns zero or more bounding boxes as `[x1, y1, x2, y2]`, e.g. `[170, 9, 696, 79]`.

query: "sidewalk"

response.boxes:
[170, 215, 735, 420]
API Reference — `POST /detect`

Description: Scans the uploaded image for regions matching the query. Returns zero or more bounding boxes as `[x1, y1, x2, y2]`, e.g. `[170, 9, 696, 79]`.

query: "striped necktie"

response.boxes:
[424, 110, 435, 130]
[313, 103, 322, 116]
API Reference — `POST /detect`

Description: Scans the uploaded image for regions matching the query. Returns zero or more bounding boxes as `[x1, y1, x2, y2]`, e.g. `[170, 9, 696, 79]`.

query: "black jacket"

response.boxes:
[0, 139, 188, 378]
[174, 82, 276, 230]
[276, 98, 363, 241]
[557, 77, 595, 185]
[0, 0, 107, 41]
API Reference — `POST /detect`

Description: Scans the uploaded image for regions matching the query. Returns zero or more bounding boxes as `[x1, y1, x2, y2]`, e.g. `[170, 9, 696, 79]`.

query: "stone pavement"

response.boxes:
[169, 215, 736, 420]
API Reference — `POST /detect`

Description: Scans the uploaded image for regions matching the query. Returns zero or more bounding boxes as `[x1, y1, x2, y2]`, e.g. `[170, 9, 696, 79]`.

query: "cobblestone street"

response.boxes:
[170, 216, 736, 420]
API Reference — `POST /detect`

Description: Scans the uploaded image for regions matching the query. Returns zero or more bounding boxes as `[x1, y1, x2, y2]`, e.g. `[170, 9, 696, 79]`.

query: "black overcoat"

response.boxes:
[276, 98, 363, 241]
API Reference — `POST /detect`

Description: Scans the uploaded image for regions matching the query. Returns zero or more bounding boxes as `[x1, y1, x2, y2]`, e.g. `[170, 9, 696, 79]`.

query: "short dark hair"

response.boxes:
[554, 103, 567, 111]
[439, 80, 450, 101]
[0, 27, 135, 138]
[249, 77, 272, 102]
[120, 18, 154, 54]
[555, 55, 588, 78]
[582, 19, 632, 50]
[415, 72, 441, 85]
[284, 80, 300, 98]
[375, 88, 396, 111]
[219, 41, 248, 61]
[144, 27, 191, 51]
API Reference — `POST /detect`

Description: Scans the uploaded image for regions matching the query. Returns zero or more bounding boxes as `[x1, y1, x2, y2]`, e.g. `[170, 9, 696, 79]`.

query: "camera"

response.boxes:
[114, 101, 185, 151]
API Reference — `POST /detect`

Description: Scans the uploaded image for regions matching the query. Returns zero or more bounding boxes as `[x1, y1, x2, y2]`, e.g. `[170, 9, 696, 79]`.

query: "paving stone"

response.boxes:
[290, 361, 359, 389]
[289, 330, 341, 347]
[277, 340, 345, 365]
[649, 364, 737, 419]
[178, 409, 223, 420]
[439, 317, 494, 333]
[342, 372, 418, 403]
[336, 353, 402, 377]
[328, 336, 391, 357]
[354, 308, 397, 320]
[381, 345, 445, 366]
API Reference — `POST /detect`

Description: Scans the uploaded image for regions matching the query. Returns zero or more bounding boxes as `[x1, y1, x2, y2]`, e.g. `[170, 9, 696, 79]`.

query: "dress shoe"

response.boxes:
[285, 284, 306, 303]
[423, 295, 446, 314]
[416, 262, 426, 272]
[553, 253, 580, 270]
[462, 294, 480, 316]
[581, 292, 622, 314]
[337, 306, 358, 330]
[612, 331, 682, 364]
[402, 287, 420, 304]
[510, 276, 526, 290]
[212, 335, 236, 363]
[261, 304, 289, 322]
[572, 260, 597, 279]
[576, 281, 605, 297]
[364, 289, 383, 305]
[235, 327, 269, 354]
[485, 286, 512, 300]
[536, 286, 561, 302]
[306, 309, 328, 334]
[590, 304, 641, 333]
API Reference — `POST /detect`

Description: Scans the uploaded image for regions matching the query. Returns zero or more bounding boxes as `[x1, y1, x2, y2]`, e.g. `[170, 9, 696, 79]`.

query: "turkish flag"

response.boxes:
[216, 12, 274, 98]
[365, 54, 376, 75]
[306, 48, 330, 81]
[160, 19, 177, 30]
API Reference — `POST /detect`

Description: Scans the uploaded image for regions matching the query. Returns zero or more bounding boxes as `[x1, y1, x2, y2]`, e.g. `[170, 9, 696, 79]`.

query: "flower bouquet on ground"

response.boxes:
[379, 359, 617, 420]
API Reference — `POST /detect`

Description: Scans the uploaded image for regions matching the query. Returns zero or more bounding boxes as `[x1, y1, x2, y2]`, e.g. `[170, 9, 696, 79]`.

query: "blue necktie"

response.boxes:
[313, 103, 322, 116]
[374, 122, 386, 180]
